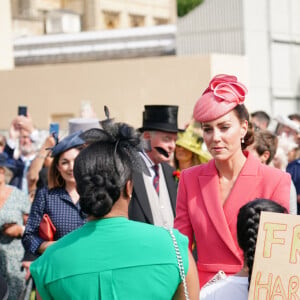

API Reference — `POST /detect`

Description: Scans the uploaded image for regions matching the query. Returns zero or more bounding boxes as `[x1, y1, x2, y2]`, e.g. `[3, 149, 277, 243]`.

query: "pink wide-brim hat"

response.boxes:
[193, 74, 248, 122]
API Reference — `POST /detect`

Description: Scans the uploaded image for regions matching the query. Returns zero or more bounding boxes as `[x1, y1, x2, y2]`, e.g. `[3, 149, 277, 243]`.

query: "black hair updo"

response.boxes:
[74, 121, 148, 218]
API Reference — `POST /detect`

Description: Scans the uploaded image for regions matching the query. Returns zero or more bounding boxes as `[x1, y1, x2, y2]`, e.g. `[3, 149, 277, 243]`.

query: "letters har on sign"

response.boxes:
[248, 212, 300, 299]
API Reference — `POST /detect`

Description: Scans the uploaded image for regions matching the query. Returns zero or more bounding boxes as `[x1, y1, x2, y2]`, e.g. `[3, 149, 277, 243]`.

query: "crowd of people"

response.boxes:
[0, 74, 299, 299]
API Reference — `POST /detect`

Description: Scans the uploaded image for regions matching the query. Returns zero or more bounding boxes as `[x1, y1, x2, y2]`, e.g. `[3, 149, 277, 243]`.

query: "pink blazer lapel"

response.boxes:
[198, 154, 263, 257]
[197, 160, 239, 255]
[224, 153, 263, 228]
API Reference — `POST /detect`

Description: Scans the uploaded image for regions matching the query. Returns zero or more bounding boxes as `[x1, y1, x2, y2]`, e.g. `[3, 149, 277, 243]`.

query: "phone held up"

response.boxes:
[18, 106, 27, 116]
[49, 123, 59, 136]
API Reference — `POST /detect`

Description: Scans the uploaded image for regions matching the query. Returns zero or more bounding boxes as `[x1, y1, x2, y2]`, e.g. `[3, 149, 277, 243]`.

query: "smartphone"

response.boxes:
[18, 106, 27, 116]
[49, 123, 59, 136]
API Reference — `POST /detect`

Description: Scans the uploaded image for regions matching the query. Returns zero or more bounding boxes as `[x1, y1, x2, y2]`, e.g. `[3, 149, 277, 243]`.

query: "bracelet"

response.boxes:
[19, 225, 25, 237]
[36, 154, 46, 159]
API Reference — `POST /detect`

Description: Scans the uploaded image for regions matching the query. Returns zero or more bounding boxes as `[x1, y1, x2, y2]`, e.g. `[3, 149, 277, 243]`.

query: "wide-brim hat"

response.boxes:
[176, 124, 211, 163]
[50, 131, 85, 157]
[193, 74, 248, 122]
[0, 153, 16, 172]
[139, 105, 179, 133]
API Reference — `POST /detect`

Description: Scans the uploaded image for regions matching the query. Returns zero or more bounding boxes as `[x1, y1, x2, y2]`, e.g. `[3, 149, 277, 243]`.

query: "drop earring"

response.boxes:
[241, 137, 245, 144]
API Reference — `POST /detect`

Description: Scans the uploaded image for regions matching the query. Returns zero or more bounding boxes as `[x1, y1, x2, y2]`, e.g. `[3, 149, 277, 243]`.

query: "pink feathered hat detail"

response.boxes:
[193, 74, 248, 122]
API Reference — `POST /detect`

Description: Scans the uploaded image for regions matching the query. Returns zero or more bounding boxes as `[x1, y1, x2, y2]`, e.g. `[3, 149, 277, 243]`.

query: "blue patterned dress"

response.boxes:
[0, 186, 31, 300]
[22, 187, 86, 255]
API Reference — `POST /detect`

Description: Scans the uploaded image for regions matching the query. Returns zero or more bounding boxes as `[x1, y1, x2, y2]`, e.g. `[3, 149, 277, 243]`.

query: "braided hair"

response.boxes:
[237, 198, 287, 288]
[73, 118, 149, 218]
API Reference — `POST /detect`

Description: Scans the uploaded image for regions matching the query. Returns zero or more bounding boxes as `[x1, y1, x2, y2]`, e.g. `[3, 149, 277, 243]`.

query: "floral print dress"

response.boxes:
[0, 186, 31, 300]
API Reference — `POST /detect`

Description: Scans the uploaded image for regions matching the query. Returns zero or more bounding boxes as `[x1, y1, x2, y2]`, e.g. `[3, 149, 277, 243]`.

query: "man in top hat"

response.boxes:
[128, 105, 179, 227]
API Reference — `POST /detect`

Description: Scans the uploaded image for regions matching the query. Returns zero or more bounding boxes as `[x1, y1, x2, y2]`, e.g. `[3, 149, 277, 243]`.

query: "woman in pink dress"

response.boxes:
[174, 74, 291, 288]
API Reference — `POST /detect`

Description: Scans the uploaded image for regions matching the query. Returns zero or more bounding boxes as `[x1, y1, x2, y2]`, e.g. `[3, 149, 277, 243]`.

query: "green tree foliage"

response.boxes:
[177, 0, 204, 17]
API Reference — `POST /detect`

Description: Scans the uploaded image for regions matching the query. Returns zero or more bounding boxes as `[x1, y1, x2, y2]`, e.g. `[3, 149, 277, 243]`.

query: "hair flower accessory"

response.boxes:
[193, 74, 248, 122]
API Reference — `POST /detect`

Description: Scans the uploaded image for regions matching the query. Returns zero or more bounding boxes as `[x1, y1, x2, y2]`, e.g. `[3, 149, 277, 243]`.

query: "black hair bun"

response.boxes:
[78, 174, 120, 218]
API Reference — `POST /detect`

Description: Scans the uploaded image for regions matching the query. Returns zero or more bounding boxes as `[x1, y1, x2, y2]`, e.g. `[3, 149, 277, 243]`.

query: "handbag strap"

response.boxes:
[168, 228, 190, 300]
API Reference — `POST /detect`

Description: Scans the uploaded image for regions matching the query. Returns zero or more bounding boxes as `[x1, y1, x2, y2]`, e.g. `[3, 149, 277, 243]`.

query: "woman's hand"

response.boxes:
[21, 261, 32, 281]
[38, 241, 55, 254]
[2, 223, 24, 238]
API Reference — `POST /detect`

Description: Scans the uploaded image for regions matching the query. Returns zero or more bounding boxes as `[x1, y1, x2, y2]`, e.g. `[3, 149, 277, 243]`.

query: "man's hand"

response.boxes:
[17, 115, 35, 134]
[9, 118, 21, 140]
[9, 115, 35, 141]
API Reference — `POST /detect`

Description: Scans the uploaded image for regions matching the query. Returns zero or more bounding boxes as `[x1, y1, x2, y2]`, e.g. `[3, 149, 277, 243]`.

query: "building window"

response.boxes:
[103, 11, 119, 29]
[129, 14, 145, 27]
[154, 18, 168, 26]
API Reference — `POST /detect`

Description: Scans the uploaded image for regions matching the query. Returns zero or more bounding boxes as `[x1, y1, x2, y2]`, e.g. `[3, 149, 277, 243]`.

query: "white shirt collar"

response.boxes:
[20, 153, 36, 163]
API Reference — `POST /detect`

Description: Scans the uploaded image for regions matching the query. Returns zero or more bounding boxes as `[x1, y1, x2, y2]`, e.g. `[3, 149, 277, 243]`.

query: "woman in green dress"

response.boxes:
[30, 117, 199, 300]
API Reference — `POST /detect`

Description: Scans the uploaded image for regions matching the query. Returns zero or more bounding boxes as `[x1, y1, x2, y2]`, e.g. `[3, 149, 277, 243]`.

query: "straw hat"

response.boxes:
[176, 124, 211, 163]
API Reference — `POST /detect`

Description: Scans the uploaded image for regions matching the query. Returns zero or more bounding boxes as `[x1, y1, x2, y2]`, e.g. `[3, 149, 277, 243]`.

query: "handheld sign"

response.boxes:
[248, 212, 300, 299]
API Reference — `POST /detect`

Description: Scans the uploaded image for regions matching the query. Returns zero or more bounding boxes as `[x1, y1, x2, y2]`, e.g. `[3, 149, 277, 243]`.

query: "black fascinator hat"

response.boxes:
[79, 106, 150, 177]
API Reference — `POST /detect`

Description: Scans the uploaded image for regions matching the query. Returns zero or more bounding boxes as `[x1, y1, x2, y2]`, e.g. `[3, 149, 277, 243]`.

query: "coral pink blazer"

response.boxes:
[174, 152, 291, 287]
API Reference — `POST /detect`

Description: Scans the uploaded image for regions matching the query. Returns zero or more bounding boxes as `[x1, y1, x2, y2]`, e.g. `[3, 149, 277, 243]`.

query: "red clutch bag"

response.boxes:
[39, 214, 56, 241]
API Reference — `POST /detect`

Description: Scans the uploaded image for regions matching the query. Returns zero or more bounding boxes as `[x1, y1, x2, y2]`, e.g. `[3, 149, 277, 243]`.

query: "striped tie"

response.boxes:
[153, 165, 159, 195]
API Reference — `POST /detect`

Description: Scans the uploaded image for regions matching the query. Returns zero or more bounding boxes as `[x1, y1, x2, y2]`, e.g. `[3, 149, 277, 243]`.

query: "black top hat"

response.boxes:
[140, 105, 179, 133]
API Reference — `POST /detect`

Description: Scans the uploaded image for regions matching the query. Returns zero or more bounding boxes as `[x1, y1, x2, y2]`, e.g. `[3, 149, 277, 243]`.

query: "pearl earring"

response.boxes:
[241, 137, 245, 144]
